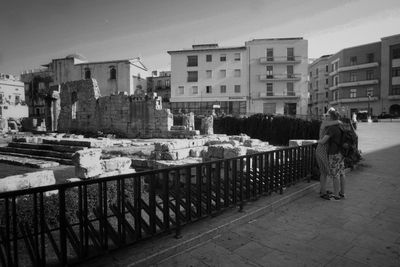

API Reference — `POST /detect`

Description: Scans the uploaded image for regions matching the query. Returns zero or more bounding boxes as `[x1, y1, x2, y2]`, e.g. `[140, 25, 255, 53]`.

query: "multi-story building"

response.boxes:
[168, 44, 247, 115]
[168, 38, 309, 116]
[381, 34, 400, 116]
[0, 73, 28, 119]
[246, 38, 308, 115]
[21, 54, 148, 97]
[147, 71, 171, 102]
[309, 33, 400, 118]
[308, 55, 331, 116]
[328, 41, 381, 118]
[308, 55, 330, 116]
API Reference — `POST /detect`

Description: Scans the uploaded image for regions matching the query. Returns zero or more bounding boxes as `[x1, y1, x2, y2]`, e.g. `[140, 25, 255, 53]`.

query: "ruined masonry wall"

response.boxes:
[58, 79, 173, 138]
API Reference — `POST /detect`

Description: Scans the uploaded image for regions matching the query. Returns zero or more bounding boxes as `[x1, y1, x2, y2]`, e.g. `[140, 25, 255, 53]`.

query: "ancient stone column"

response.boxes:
[201, 115, 214, 135]
[183, 112, 195, 130]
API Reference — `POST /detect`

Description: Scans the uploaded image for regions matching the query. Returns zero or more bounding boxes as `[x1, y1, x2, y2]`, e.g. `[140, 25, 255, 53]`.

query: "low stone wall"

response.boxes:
[0, 170, 56, 193]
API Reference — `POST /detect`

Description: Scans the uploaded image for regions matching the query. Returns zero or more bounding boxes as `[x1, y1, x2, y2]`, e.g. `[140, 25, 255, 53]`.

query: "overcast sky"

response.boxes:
[1, 0, 399, 75]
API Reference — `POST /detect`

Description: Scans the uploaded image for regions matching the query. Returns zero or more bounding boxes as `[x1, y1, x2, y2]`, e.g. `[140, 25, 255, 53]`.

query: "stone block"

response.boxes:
[72, 148, 102, 167]
[161, 151, 178, 160]
[0, 170, 56, 193]
[246, 146, 277, 155]
[223, 146, 246, 159]
[170, 125, 187, 131]
[244, 139, 263, 147]
[207, 144, 234, 159]
[97, 168, 136, 178]
[288, 140, 303, 147]
[100, 157, 132, 172]
[75, 163, 103, 179]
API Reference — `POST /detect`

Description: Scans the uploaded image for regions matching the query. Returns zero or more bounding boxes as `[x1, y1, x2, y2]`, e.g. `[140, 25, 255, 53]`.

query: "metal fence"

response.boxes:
[0, 144, 316, 266]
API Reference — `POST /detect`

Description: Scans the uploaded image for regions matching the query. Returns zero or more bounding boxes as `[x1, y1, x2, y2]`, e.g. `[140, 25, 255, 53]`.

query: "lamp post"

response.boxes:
[367, 94, 372, 122]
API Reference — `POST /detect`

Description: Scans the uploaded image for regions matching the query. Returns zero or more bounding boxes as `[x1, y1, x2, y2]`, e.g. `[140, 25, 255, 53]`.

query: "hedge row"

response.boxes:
[213, 114, 321, 146]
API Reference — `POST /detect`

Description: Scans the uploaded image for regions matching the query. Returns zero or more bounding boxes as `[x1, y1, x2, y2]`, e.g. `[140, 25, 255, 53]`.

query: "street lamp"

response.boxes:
[367, 93, 372, 122]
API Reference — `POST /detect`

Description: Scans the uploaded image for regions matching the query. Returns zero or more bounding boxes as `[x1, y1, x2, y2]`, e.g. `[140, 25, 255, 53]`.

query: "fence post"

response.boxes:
[174, 170, 182, 239]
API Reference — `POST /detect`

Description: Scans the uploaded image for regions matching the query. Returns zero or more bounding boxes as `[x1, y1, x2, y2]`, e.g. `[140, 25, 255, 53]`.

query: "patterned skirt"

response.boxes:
[328, 153, 345, 179]
[315, 143, 329, 177]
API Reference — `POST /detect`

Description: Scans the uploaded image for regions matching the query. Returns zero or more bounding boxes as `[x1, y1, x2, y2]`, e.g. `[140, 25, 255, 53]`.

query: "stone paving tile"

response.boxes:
[233, 241, 276, 266]
[154, 251, 210, 267]
[212, 230, 253, 252]
[344, 245, 400, 267]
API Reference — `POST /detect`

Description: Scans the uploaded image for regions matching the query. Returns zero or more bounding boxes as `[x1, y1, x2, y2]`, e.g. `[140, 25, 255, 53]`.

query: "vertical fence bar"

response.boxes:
[239, 158, 244, 211]
[83, 185, 89, 256]
[134, 175, 142, 240]
[39, 193, 46, 266]
[224, 160, 229, 207]
[174, 170, 182, 238]
[59, 188, 67, 265]
[162, 171, 170, 231]
[4, 197, 11, 266]
[78, 186, 84, 258]
[252, 154, 258, 199]
[196, 166, 202, 218]
[215, 161, 221, 212]
[102, 181, 108, 250]
[149, 174, 156, 235]
[33, 193, 39, 265]
[116, 180, 121, 241]
[258, 154, 263, 195]
[121, 178, 126, 244]
[232, 158, 237, 204]
[12, 196, 18, 267]
[206, 164, 212, 215]
[245, 156, 250, 200]
[185, 167, 191, 222]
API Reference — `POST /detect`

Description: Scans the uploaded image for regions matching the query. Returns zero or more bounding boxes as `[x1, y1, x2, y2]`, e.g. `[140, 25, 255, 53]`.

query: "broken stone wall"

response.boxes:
[57, 79, 173, 138]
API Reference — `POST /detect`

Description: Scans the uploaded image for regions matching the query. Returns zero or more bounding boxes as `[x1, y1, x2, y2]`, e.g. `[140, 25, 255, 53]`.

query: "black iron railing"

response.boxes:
[0, 144, 316, 266]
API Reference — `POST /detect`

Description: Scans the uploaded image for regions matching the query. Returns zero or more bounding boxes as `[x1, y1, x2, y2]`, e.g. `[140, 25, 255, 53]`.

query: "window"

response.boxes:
[206, 86, 212, 94]
[392, 67, 400, 77]
[350, 89, 357, 98]
[187, 71, 198, 82]
[366, 70, 374, 80]
[333, 90, 339, 101]
[206, 70, 212, 78]
[187, 55, 198, 67]
[220, 54, 226, 61]
[316, 81, 319, 89]
[266, 48, 274, 61]
[234, 85, 241, 93]
[309, 71, 312, 78]
[367, 53, 374, 63]
[0, 93, 3, 104]
[206, 54, 212, 62]
[332, 61, 339, 72]
[220, 69, 226, 78]
[287, 65, 294, 78]
[391, 85, 400, 95]
[309, 83, 313, 90]
[157, 80, 162, 87]
[350, 72, 357, 82]
[287, 48, 294, 61]
[266, 66, 273, 78]
[325, 78, 329, 85]
[266, 83, 273, 96]
[287, 82, 294, 96]
[333, 76, 338, 86]
[165, 79, 170, 87]
[326, 92, 329, 98]
[192, 86, 198, 95]
[393, 48, 400, 59]
[350, 56, 357, 65]
[234, 69, 241, 77]
[325, 65, 329, 73]
[234, 53, 241, 61]
[315, 68, 319, 76]
[71, 92, 78, 119]
[84, 68, 91, 79]
[109, 66, 116, 80]
[367, 88, 374, 97]
[177, 86, 184, 95]
[220, 85, 226, 93]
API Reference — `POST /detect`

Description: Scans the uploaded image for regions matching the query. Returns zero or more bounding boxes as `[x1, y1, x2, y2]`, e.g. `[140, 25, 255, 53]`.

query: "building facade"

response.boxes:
[168, 39, 309, 116]
[168, 44, 248, 115]
[246, 38, 308, 115]
[0, 73, 28, 119]
[308, 55, 331, 116]
[147, 71, 171, 102]
[308, 34, 400, 118]
[381, 34, 400, 116]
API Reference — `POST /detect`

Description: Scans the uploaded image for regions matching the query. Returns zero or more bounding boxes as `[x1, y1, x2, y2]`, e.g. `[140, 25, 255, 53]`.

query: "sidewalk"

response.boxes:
[81, 123, 400, 267]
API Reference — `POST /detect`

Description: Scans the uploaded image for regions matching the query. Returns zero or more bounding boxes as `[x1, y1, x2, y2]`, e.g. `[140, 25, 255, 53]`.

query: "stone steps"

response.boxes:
[0, 151, 73, 165]
[0, 154, 60, 168]
[0, 146, 74, 159]
[8, 142, 86, 153]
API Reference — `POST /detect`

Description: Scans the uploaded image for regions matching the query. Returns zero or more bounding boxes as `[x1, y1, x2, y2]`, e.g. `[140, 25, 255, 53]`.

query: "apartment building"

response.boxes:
[21, 54, 148, 97]
[0, 73, 28, 119]
[246, 38, 308, 115]
[168, 39, 309, 116]
[309, 33, 400, 118]
[147, 71, 171, 102]
[308, 55, 331, 116]
[168, 44, 247, 115]
[328, 41, 381, 118]
[381, 34, 400, 116]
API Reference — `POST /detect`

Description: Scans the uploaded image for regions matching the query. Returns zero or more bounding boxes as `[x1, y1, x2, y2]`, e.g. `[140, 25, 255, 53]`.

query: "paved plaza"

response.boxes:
[80, 122, 400, 267]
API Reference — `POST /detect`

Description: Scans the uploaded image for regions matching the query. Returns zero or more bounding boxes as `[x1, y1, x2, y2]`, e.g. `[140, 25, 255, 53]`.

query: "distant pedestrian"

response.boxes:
[316, 109, 340, 200]
[352, 112, 358, 130]
[318, 109, 345, 200]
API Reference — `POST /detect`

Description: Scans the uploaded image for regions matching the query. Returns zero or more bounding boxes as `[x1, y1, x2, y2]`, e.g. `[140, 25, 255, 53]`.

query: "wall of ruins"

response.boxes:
[57, 79, 173, 138]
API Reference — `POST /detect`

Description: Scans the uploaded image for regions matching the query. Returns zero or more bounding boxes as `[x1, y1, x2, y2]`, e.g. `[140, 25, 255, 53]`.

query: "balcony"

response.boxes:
[329, 79, 379, 90]
[337, 62, 379, 72]
[258, 91, 299, 99]
[259, 56, 302, 64]
[330, 96, 379, 105]
[259, 73, 302, 81]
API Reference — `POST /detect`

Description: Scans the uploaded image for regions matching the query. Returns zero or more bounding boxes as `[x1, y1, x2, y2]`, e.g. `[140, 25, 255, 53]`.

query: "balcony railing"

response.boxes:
[329, 79, 379, 90]
[0, 145, 316, 266]
[337, 62, 379, 72]
[259, 56, 302, 64]
[258, 91, 299, 98]
[259, 74, 302, 81]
